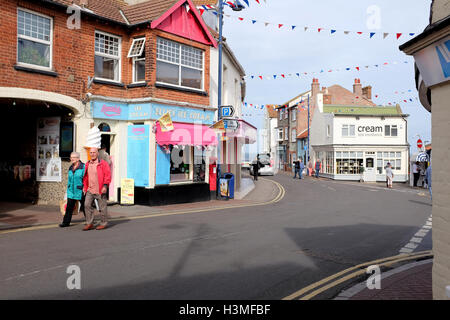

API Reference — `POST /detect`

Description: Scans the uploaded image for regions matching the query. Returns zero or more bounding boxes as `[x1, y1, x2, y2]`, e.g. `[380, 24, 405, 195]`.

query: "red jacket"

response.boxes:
[83, 159, 111, 194]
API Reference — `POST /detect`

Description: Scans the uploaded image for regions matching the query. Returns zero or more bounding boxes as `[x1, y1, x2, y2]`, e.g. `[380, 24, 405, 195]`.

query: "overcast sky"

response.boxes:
[220, 0, 432, 156]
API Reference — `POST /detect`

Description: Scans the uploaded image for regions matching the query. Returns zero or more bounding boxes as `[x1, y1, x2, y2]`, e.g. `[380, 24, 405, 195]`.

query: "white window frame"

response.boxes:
[16, 8, 53, 71]
[385, 125, 398, 137]
[156, 37, 205, 92]
[279, 109, 283, 120]
[127, 37, 146, 58]
[292, 108, 296, 121]
[277, 128, 283, 141]
[291, 128, 297, 142]
[342, 124, 355, 137]
[130, 37, 146, 84]
[284, 127, 288, 140]
[94, 30, 122, 83]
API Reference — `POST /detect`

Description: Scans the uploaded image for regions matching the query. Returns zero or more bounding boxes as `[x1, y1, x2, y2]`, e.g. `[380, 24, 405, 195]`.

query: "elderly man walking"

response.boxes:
[82, 147, 111, 230]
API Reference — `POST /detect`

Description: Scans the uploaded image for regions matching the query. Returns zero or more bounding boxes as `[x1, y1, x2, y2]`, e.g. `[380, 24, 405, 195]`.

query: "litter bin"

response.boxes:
[222, 173, 235, 199]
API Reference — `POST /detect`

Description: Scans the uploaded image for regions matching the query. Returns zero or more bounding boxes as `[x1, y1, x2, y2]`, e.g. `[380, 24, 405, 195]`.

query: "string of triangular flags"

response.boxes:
[197, 0, 267, 15]
[220, 14, 416, 40]
[244, 60, 411, 80]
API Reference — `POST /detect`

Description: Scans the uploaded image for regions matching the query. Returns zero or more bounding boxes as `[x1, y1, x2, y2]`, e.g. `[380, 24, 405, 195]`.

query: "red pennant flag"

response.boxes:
[199, 9, 205, 15]
[238, 17, 244, 21]
[375, 95, 378, 98]
[356, 96, 359, 99]
[255, 0, 260, 3]
[388, 103, 392, 105]
[356, 67, 360, 71]
[396, 33, 402, 39]
[278, 24, 283, 28]
[357, 32, 363, 35]
[281, 74, 285, 78]
[328, 70, 332, 72]
[259, 76, 263, 80]
[404, 100, 407, 102]
[318, 28, 323, 32]
[384, 62, 388, 65]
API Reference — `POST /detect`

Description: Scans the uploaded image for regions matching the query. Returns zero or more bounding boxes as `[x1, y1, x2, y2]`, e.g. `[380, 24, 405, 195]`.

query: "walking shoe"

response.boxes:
[59, 223, 70, 228]
[96, 225, 107, 230]
[83, 224, 95, 231]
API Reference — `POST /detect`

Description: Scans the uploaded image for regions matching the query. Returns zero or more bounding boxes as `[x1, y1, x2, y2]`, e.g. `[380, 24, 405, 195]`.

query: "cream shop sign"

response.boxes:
[91, 101, 215, 125]
[357, 125, 383, 136]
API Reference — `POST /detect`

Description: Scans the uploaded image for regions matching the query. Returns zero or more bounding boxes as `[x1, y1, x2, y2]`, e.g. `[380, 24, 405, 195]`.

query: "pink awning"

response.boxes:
[155, 122, 218, 146]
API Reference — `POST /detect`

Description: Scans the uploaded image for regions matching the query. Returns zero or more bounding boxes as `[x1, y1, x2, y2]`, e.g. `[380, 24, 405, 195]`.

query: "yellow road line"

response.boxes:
[0, 178, 285, 235]
[283, 250, 432, 300]
[299, 252, 433, 300]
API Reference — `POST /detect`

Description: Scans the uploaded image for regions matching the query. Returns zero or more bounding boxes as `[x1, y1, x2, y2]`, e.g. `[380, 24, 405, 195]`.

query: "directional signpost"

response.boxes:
[223, 118, 239, 130]
[220, 105, 235, 119]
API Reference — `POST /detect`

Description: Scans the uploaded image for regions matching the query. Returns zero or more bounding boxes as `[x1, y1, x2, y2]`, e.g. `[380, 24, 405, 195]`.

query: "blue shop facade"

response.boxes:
[89, 99, 218, 206]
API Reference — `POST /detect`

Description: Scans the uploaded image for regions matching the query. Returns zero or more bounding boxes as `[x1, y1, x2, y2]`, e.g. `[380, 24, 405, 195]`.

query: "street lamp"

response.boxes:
[216, 0, 245, 199]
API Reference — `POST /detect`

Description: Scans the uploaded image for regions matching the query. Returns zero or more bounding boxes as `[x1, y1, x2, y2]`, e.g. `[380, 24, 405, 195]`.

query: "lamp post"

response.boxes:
[216, 0, 244, 199]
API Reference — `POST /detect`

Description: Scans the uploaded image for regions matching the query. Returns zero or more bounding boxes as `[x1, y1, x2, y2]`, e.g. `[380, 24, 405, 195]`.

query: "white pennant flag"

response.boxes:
[383, 33, 389, 39]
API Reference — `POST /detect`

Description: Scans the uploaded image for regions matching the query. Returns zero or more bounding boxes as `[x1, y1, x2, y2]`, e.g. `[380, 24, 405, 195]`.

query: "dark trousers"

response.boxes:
[62, 198, 77, 225]
[293, 169, 300, 178]
[413, 173, 420, 187]
[253, 169, 258, 180]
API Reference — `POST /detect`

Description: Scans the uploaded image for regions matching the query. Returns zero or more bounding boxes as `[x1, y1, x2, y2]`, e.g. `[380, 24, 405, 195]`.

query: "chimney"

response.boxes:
[362, 85, 372, 100]
[353, 78, 362, 97]
[79, 0, 88, 6]
[311, 78, 320, 107]
[323, 94, 332, 105]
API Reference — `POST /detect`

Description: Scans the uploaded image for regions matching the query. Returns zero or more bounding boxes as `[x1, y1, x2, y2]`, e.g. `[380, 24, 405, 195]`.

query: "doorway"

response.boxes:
[365, 157, 377, 182]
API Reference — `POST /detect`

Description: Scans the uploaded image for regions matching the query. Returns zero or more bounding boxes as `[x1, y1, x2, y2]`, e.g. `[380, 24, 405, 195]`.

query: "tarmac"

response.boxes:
[0, 171, 438, 300]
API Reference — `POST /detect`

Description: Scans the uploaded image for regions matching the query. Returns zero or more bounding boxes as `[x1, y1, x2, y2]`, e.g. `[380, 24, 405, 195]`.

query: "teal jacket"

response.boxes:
[67, 162, 85, 200]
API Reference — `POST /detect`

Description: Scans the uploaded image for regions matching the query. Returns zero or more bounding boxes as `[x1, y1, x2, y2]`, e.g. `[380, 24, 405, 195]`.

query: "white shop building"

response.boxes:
[310, 98, 409, 182]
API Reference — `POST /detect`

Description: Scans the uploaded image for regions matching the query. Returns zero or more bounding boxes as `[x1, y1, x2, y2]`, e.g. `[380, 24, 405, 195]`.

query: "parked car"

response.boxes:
[242, 160, 251, 170]
[250, 153, 275, 176]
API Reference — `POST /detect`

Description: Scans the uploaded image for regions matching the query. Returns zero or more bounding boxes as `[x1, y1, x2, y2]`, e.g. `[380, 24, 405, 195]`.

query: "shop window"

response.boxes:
[336, 151, 363, 174]
[156, 37, 203, 90]
[170, 145, 191, 182]
[94, 31, 121, 82]
[60, 122, 74, 159]
[378, 152, 402, 172]
[326, 151, 334, 174]
[193, 146, 206, 182]
[17, 9, 52, 70]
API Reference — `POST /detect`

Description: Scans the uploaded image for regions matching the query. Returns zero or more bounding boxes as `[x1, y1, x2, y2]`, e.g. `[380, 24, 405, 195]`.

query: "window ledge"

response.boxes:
[14, 65, 58, 77]
[155, 83, 208, 96]
[93, 78, 125, 87]
[127, 82, 147, 89]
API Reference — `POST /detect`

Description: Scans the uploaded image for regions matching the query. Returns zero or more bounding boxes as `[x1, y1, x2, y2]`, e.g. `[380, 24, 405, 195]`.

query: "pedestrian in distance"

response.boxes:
[251, 156, 263, 181]
[59, 152, 85, 228]
[315, 159, 321, 178]
[82, 147, 111, 231]
[412, 161, 420, 187]
[299, 158, 305, 179]
[293, 157, 300, 179]
[385, 162, 394, 189]
[425, 165, 432, 201]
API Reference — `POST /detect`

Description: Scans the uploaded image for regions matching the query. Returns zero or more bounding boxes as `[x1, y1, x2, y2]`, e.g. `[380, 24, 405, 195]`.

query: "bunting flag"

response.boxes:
[223, 14, 418, 40]
[158, 112, 174, 132]
[244, 59, 411, 80]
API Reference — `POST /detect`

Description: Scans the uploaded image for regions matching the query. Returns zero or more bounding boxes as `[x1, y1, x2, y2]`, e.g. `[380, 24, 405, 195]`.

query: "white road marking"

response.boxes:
[399, 214, 432, 254]
[410, 237, 423, 244]
[405, 243, 419, 249]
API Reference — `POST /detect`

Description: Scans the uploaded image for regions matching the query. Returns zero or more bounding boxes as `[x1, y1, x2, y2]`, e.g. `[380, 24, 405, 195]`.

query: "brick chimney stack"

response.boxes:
[311, 78, 320, 107]
[79, 0, 88, 7]
[353, 78, 362, 97]
[362, 85, 372, 100]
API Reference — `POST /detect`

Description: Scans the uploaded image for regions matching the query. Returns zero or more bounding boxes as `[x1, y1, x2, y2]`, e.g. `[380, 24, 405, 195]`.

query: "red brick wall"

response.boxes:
[0, 0, 211, 106]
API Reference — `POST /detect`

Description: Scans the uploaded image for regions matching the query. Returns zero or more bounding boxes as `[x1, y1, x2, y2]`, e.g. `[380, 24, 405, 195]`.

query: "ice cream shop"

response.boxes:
[89, 98, 218, 206]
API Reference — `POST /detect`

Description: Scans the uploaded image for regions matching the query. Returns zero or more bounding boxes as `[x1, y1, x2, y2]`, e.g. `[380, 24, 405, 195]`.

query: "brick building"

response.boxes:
[0, 0, 222, 205]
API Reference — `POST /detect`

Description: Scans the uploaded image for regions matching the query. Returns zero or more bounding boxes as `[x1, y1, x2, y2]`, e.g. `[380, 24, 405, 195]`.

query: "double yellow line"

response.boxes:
[0, 178, 285, 235]
[283, 250, 433, 300]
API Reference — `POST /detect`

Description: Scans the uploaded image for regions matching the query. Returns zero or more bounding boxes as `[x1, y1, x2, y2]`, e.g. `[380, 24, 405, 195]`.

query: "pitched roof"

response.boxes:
[122, 0, 178, 25]
[266, 105, 278, 118]
[324, 85, 376, 106]
[323, 105, 404, 115]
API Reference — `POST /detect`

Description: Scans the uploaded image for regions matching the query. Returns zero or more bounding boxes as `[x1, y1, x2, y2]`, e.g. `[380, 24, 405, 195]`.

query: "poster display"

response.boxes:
[36, 117, 62, 182]
[120, 178, 135, 205]
[220, 178, 229, 198]
[127, 125, 150, 187]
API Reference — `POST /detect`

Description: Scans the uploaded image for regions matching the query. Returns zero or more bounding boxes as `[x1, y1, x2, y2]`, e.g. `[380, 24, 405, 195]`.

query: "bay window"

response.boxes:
[94, 31, 121, 82]
[156, 37, 204, 90]
[17, 9, 52, 69]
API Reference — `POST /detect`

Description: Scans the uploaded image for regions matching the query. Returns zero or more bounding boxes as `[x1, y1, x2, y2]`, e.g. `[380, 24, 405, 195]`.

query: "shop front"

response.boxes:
[90, 99, 217, 206]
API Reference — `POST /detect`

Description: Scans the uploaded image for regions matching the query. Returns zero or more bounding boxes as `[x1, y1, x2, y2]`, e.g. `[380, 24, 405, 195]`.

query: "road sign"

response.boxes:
[417, 139, 423, 149]
[223, 118, 239, 130]
[220, 105, 235, 118]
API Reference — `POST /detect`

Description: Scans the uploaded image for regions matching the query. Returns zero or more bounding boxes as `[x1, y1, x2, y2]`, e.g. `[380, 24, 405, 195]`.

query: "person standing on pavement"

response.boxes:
[315, 160, 321, 178]
[60, 152, 85, 228]
[385, 162, 394, 189]
[251, 156, 262, 181]
[82, 148, 111, 230]
[299, 158, 305, 179]
[293, 157, 300, 179]
[307, 160, 313, 176]
[412, 161, 420, 187]
[425, 165, 432, 201]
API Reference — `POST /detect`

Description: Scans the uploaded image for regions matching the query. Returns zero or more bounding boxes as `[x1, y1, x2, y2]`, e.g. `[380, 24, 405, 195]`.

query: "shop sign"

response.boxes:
[120, 178, 134, 205]
[357, 125, 383, 137]
[152, 104, 215, 125]
[36, 117, 62, 182]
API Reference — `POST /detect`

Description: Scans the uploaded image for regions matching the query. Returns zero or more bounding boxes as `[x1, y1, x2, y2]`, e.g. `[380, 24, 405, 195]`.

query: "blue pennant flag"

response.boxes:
[409, 99, 413, 101]
[375, 64, 379, 67]
[212, 11, 218, 16]
[409, 33, 415, 36]
[292, 26, 296, 30]
[251, 75, 254, 79]
[331, 30, 336, 34]
[296, 73, 300, 77]
[346, 68, 350, 71]
[320, 70, 324, 73]
[273, 75, 277, 79]
[243, 0, 249, 6]
[370, 32, 376, 38]
[252, 20, 257, 24]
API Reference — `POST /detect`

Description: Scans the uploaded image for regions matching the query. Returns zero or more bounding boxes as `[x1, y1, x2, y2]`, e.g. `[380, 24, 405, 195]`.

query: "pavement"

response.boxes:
[0, 175, 269, 232]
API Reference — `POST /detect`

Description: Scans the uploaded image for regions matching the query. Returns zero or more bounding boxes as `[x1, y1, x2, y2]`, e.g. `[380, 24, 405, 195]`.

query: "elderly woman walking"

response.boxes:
[60, 152, 85, 227]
